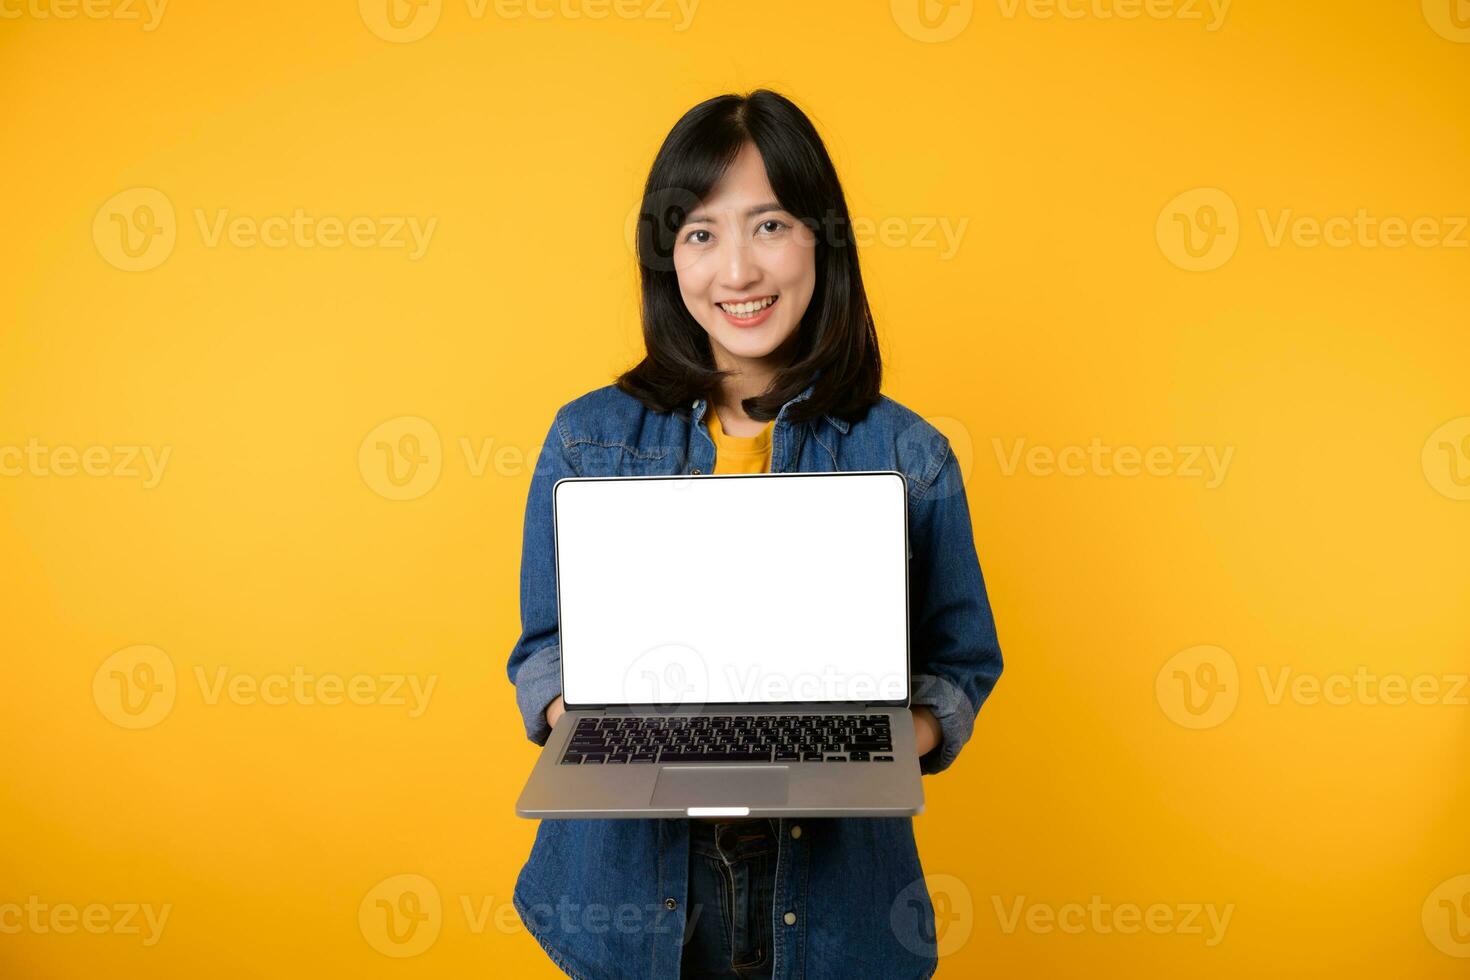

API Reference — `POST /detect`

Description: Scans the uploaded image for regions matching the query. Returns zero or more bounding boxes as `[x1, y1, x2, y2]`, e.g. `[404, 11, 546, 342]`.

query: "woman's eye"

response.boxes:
[684, 229, 712, 245]
[758, 220, 787, 235]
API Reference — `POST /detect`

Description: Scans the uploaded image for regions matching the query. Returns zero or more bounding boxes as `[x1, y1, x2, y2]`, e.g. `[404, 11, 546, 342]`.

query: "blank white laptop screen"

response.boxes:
[554, 472, 909, 708]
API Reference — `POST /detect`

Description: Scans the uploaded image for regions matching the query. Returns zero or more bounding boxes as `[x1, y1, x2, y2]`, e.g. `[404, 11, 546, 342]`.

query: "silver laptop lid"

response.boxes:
[553, 471, 910, 710]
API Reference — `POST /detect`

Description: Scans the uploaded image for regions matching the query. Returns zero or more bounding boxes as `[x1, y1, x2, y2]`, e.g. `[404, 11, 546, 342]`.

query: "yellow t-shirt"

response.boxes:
[708, 408, 773, 474]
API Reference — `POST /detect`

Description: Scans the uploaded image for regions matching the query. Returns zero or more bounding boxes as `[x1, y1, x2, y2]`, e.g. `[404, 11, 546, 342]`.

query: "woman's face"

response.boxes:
[673, 141, 817, 372]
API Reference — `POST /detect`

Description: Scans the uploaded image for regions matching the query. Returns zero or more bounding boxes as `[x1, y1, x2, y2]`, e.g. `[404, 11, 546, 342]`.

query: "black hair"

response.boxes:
[615, 89, 882, 425]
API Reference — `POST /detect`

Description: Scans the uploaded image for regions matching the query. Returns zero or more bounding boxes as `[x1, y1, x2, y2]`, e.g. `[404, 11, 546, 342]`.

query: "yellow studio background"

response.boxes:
[1, 0, 1467, 976]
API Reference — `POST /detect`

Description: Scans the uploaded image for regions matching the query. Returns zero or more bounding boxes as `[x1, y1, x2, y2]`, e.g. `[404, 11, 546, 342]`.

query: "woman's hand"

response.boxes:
[912, 706, 940, 758]
[545, 694, 565, 729]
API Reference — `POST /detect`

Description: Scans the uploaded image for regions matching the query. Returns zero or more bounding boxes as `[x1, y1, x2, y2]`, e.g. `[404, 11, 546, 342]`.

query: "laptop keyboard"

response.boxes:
[559, 713, 894, 765]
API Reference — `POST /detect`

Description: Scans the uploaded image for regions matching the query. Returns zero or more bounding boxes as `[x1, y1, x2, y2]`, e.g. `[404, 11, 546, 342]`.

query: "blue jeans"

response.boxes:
[681, 819, 778, 979]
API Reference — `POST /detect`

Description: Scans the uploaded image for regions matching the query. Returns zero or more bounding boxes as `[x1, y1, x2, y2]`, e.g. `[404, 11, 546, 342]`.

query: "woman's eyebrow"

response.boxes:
[684, 202, 786, 224]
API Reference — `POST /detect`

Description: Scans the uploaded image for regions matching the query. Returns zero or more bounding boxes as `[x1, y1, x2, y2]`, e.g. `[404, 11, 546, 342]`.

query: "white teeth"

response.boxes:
[718, 296, 776, 317]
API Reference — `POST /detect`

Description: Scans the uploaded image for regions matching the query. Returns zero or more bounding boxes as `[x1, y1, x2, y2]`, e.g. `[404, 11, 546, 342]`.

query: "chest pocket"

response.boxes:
[572, 441, 686, 478]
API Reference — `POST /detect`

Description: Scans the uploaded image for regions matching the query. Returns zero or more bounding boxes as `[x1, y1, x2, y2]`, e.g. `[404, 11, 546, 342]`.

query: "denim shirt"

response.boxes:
[507, 378, 1003, 979]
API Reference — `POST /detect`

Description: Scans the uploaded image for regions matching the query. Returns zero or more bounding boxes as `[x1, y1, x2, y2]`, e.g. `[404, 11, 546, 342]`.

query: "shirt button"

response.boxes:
[783, 911, 797, 926]
[790, 825, 802, 840]
[691, 468, 702, 475]
[664, 898, 677, 911]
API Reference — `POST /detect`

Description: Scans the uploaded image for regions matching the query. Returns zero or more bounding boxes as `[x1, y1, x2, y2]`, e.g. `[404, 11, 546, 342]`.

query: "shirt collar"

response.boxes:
[691, 370, 849, 434]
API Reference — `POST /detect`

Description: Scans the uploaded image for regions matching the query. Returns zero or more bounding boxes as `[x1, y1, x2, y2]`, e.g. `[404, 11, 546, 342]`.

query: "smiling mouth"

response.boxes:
[716, 295, 778, 319]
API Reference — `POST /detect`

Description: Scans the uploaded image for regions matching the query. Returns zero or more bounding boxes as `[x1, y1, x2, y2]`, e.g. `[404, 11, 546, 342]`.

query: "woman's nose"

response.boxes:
[718, 240, 758, 290]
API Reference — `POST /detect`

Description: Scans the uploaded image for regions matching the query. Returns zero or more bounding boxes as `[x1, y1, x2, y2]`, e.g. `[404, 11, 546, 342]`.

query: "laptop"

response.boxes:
[515, 470, 924, 819]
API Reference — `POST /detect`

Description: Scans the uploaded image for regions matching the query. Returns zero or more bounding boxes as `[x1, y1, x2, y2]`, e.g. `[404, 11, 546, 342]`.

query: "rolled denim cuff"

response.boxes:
[514, 642, 563, 746]
[911, 671, 977, 775]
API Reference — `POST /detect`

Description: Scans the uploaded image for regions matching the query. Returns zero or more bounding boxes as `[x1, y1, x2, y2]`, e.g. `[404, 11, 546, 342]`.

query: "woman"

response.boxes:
[508, 89, 1003, 979]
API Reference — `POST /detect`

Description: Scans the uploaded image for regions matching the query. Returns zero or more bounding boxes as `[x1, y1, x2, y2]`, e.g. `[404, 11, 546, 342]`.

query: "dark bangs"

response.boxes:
[614, 89, 882, 425]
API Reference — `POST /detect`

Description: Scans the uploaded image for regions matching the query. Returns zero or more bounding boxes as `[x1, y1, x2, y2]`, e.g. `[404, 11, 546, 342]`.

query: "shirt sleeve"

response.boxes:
[506, 409, 580, 746]
[907, 442, 1004, 775]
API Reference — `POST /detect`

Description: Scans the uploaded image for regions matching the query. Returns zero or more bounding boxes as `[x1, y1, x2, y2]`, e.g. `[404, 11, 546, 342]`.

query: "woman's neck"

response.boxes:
[705, 321, 808, 434]
[712, 389, 771, 436]
[709, 351, 782, 436]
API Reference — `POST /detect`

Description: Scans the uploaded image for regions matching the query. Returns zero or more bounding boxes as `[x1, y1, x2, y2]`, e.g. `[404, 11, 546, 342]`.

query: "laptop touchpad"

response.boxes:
[651, 766, 790, 809]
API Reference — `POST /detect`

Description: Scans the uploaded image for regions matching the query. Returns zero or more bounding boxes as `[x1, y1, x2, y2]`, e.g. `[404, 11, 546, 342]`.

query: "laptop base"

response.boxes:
[516, 707, 925, 819]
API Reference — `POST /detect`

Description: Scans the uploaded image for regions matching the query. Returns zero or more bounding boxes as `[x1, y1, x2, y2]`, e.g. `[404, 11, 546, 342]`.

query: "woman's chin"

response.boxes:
[712, 327, 790, 361]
